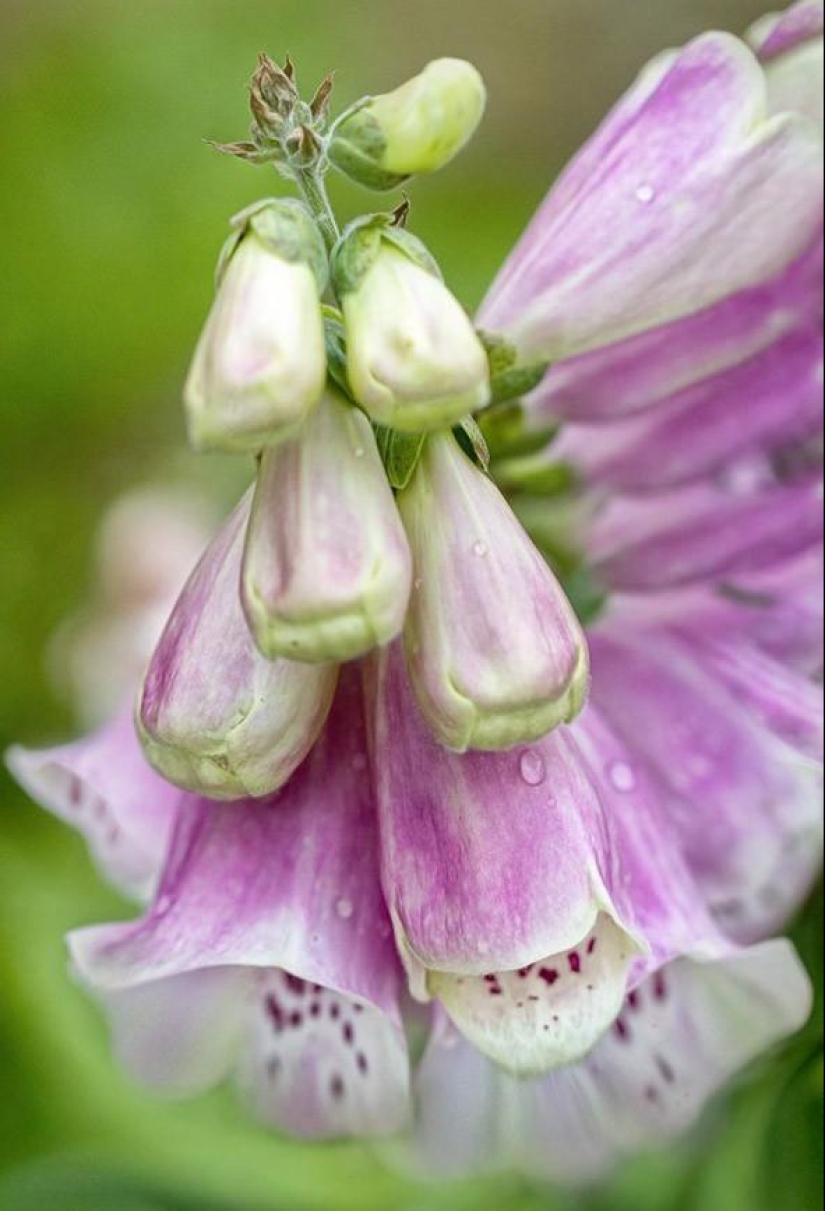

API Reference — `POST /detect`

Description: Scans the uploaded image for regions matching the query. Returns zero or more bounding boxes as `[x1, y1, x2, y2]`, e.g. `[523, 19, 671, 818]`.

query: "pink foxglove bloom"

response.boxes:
[398, 433, 588, 751]
[241, 388, 413, 662]
[138, 495, 338, 799]
[8, 8, 824, 1184]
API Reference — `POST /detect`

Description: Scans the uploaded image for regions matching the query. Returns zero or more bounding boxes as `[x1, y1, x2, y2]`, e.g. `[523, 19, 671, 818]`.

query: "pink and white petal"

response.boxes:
[524, 241, 822, 424]
[588, 474, 823, 592]
[481, 36, 822, 361]
[415, 942, 812, 1182]
[101, 966, 253, 1094]
[70, 667, 404, 1019]
[589, 626, 823, 941]
[237, 970, 409, 1139]
[750, 1, 824, 63]
[6, 706, 181, 900]
[554, 326, 823, 492]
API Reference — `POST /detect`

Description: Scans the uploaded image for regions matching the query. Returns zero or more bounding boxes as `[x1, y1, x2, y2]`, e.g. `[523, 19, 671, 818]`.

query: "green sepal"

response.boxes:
[328, 102, 409, 192]
[488, 360, 550, 408]
[493, 452, 578, 498]
[216, 198, 329, 293]
[479, 402, 559, 461]
[374, 426, 427, 491]
[453, 415, 490, 472]
[323, 315, 353, 400]
[478, 330, 518, 377]
[331, 216, 441, 298]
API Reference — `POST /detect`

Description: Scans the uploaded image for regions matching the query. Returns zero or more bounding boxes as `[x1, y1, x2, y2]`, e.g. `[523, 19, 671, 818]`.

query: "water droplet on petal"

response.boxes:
[353, 446, 365, 459]
[336, 897, 354, 920]
[608, 761, 636, 792]
[635, 183, 656, 204]
[472, 540, 489, 558]
[519, 749, 547, 786]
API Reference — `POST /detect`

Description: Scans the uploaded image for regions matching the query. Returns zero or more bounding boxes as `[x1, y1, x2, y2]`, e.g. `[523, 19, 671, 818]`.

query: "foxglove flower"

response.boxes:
[241, 389, 412, 662]
[138, 494, 338, 800]
[398, 433, 588, 751]
[329, 59, 487, 190]
[334, 224, 490, 432]
[69, 670, 411, 1139]
[185, 200, 328, 454]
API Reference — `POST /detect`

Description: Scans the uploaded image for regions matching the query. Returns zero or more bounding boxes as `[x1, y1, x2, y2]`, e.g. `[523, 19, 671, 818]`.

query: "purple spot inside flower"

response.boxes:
[587, 938, 598, 955]
[614, 1018, 630, 1042]
[539, 968, 559, 986]
[265, 995, 283, 1030]
[309, 1003, 322, 1019]
[653, 973, 668, 1002]
[656, 1055, 676, 1084]
[330, 1004, 341, 1020]
[343, 1023, 355, 1046]
[330, 1075, 345, 1101]
[289, 1011, 303, 1029]
[284, 974, 307, 996]
[357, 1052, 369, 1075]
[628, 991, 640, 1012]
[568, 952, 582, 974]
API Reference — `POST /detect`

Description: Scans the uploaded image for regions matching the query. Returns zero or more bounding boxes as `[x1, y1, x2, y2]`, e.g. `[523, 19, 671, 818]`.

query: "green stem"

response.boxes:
[296, 167, 339, 254]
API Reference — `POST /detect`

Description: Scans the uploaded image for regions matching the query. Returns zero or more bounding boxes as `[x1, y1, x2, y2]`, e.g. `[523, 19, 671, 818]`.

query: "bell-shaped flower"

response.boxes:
[242, 388, 412, 663]
[69, 670, 411, 1140]
[589, 612, 824, 943]
[480, 33, 823, 368]
[184, 200, 328, 454]
[6, 706, 180, 901]
[749, 0, 824, 128]
[414, 941, 812, 1182]
[333, 224, 490, 432]
[368, 646, 752, 1077]
[398, 434, 588, 752]
[479, 31, 823, 443]
[328, 59, 486, 190]
[139, 494, 338, 800]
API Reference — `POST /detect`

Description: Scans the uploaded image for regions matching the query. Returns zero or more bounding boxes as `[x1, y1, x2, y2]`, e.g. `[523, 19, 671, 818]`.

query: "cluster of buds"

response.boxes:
[139, 55, 590, 798]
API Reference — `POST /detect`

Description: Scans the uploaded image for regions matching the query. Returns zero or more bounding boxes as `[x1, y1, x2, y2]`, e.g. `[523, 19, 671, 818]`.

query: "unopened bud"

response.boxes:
[242, 388, 413, 663]
[399, 434, 589, 752]
[333, 223, 490, 432]
[329, 59, 486, 190]
[184, 200, 328, 454]
[138, 495, 337, 800]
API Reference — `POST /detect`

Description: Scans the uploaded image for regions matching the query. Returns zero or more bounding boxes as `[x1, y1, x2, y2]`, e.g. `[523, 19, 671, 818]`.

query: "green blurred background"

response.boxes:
[0, 1, 821, 1208]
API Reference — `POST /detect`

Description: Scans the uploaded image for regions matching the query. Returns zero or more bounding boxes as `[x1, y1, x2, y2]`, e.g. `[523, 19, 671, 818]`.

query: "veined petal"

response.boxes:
[589, 623, 824, 942]
[369, 648, 728, 1074]
[588, 473, 823, 592]
[242, 389, 412, 663]
[415, 942, 812, 1182]
[70, 668, 411, 1138]
[6, 706, 179, 900]
[398, 434, 589, 752]
[481, 34, 823, 362]
[139, 493, 338, 800]
[524, 241, 822, 424]
[554, 326, 823, 492]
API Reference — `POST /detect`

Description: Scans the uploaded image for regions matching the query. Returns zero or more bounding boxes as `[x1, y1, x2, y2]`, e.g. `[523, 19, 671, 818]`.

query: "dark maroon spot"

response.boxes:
[568, 952, 582, 974]
[614, 1018, 630, 1042]
[656, 1055, 676, 1084]
[516, 1001, 525, 1009]
[289, 1011, 303, 1028]
[330, 1003, 341, 1020]
[330, 1075, 345, 1100]
[69, 776, 83, 808]
[552, 1014, 559, 1022]
[265, 995, 284, 1030]
[653, 973, 668, 1002]
[489, 987, 503, 996]
[312, 984, 324, 993]
[645, 1085, 660, 1104]
[484, 974, 497, 984]
[284, 974, 307, 996]
[539, 968, 559, 986]
[628, 990, 640, 1012]
[528, 995, 540, 1003]
[356, 1052, 369, 1075]
[309, 1002, 322, 1018]
[353, 1004, 364, 1014]
[343, 1022, 355, 1046]
[587, 938, 598, 955]
[518, 965, 534, 979]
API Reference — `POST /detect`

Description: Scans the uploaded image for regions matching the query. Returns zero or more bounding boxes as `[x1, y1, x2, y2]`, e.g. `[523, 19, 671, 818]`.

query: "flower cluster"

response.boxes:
[8, 2, 824, 1183]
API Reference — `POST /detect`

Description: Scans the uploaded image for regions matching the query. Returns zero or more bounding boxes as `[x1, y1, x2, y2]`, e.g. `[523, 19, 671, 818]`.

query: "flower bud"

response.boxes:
[328, 59, 486, 190]
[334, 225, 490, 432]
[398, 434, 589, 752]
[138, 495, 337, 800]
[242, 388, 413, 663]
[184, 200, 328, 454]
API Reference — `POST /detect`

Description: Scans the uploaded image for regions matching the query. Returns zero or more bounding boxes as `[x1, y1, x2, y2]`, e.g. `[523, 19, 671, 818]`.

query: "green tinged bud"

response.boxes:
[328, 58, 486, 190]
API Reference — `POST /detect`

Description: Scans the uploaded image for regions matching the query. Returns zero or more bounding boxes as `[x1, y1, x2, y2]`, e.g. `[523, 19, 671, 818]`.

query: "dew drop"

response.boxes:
[353, 446, 365, 459]
[608, 761, 636, 793]
[635, 183, 656, 204]
[472, 540, 489, 558]
[336, 897, 354, 920]
[519, 749, 547, 787]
